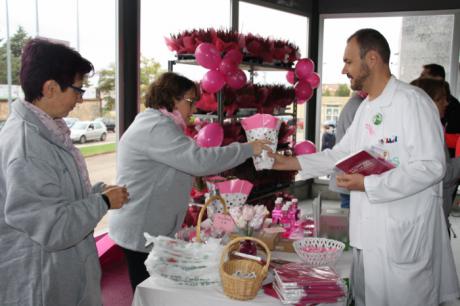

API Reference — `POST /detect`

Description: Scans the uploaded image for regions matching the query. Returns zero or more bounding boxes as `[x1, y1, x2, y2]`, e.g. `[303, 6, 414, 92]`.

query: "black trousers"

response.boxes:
[121, 247, 149, 292]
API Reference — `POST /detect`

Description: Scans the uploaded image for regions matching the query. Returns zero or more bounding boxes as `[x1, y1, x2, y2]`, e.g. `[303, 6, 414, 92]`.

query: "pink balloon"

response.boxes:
[293, 140, 317, 156]
[196, 123, 224, 148]
[307, 72, 321, 89]
[295, 58, 315, 80]
[195, 43, 222, 70]
[219, 57, 238, 75]
[201, 70, 226, 93]
[286, 71, 295, 85]
[223, 49, 243, 65]
[295, 80, 313, 101]
[226, 69, 247, 89]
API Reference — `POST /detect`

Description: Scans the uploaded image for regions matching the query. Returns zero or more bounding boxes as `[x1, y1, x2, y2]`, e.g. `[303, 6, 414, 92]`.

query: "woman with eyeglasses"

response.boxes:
[109, 72, 270, 290]
[410, 77, 460, 235]
[0, 38, 129, 306]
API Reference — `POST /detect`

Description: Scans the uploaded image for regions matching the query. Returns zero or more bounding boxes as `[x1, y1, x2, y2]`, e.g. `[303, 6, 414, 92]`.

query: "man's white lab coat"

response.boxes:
[297, 77, 459, 305]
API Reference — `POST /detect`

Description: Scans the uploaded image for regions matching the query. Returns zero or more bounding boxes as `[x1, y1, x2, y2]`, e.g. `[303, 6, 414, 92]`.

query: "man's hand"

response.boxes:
[267, 152, 301, 171]
[336, 173, 365, 191]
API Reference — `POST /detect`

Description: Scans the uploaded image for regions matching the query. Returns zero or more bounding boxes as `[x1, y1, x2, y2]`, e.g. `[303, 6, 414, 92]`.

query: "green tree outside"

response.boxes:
[0, 26, 31, 84]
[97, 56, 163, 114]
[335, 84, 351, 97]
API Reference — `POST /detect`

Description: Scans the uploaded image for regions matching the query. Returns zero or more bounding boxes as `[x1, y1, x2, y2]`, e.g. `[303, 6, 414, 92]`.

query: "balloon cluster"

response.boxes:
[195, 43, 247, 94]
[286, 58, 321, 104]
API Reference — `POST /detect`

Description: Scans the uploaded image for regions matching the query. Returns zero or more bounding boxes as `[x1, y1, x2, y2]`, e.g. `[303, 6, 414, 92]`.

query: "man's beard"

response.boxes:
[350, 62, 370, 91]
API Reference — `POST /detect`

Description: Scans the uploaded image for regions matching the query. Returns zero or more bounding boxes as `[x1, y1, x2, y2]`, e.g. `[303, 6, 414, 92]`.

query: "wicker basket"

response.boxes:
[293, 237, 345, 267]
[195, 194, 228, 243]
[220, 236, 271, 300]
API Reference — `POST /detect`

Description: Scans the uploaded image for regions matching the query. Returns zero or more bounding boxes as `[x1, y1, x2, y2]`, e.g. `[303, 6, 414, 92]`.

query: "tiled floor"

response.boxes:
[298, 197, 460, 305]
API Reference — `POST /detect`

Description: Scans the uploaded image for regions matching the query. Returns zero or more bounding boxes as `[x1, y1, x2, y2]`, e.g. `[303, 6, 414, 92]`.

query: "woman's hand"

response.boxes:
[103, 186, 130, 209]
[249, 140, 272, 156]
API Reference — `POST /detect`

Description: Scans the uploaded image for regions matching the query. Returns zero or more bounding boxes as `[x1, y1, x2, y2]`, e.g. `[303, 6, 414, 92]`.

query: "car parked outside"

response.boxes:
[70, 121, 107, 144]
[95, 117, 116, 132]
[64, 117, 79, 128]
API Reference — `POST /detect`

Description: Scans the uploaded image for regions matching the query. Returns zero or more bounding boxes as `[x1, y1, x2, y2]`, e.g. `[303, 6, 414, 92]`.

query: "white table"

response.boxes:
[131, 251, 352, 306]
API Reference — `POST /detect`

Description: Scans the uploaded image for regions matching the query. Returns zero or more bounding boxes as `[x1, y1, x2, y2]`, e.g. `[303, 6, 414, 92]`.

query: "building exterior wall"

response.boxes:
[399, 15, 454, 83]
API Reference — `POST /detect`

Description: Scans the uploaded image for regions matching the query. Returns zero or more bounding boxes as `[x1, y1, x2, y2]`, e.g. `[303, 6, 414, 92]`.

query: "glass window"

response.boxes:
[318, 13, 459, 182]
[140, 0, 231, 110]
[239, 1, 309, 141]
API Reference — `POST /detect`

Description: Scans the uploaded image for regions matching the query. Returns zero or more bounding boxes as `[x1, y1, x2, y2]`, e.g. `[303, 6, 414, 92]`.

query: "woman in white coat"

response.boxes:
[270, 29, 459, 305]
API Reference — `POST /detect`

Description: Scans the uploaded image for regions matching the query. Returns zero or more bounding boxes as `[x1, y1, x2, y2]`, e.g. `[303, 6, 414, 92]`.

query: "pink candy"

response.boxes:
[301, 246, 334, 253]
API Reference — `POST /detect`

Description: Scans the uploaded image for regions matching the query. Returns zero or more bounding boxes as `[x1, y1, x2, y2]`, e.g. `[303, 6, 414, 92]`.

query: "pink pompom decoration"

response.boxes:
[226, 69, 247, 89]
[293, 140, 317, 156]
[294, 80, 313, 101]
[196, 123, 224, 148]
[194, 42, 222, 70]
[223, 49, 243, 65]
[201, 70, 226, 93]
[286, 70, 295, 84]
[307, 72, 321, 89]
[295, 58, 315, 80]
[219, 57, 238, 75]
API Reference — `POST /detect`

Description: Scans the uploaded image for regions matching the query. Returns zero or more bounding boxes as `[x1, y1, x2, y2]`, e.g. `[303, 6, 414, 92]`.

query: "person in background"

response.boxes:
[320, 122, 336, 151]
[420, 63, 460, 157]
[329, 91, 366, 208]
[109, 72, 270, 291]
[0, 38, 129, 306]
[410, 77, 460, 236]
[269, 28, 459, 305]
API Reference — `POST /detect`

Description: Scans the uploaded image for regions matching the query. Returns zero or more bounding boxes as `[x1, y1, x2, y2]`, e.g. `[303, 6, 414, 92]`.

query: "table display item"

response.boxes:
[293, 238, 345, 267]
[205, 177, 253, 216]
[272, 263, 346, 305]
[145, 195, 230, 287]
[220, 236, 271, 300]
[241, 114, 281, 170]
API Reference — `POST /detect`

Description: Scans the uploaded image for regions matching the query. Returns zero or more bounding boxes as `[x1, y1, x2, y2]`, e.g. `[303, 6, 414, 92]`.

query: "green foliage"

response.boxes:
[335, 84, 351, 97]
[79, 143, 116, 157]
[0, 26, 31, 84]
[97, 56, 163, 113]
[97, 63, 116, 113]
[323, 88, 331, 96]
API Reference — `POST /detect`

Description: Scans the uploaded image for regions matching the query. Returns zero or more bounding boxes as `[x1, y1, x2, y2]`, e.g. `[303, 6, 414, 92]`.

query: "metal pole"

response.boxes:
[76, 0, 80, 51]
[35, 0, 39, 36]
[6, 0, 13, 112]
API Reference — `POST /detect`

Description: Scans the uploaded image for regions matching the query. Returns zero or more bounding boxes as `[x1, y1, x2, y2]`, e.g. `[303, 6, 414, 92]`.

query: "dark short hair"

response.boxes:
[347, 28, 391, 64]
[20, 38, 94, 102]
[144, 72, 199, 112]
[423, 64, 446, 80]
[410, 78, 449, 101]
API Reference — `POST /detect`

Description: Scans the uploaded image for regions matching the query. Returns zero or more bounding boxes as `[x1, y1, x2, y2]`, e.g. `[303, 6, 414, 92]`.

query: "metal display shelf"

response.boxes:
[169, 54, 299, 202]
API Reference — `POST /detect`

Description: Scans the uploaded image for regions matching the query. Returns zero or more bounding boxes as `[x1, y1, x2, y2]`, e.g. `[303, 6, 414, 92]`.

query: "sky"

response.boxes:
[0, 0, 402, 86]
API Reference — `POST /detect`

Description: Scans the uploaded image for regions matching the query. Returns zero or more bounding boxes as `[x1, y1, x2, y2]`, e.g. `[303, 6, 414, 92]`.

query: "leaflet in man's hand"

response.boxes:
[335, 148, 395, 176]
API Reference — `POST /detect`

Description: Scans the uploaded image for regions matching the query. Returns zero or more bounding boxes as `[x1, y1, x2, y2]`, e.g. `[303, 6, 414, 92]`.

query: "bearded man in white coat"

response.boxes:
[270, 28, 460, 305]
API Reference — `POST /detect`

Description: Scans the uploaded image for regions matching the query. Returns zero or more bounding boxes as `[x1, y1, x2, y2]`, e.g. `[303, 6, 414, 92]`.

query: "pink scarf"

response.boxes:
[23, 101, 92, 193]
[158, 108, 186, 132]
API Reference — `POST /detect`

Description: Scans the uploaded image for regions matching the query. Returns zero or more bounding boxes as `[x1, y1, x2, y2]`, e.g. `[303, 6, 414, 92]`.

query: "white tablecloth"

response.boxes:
[132, 250, 352, 306]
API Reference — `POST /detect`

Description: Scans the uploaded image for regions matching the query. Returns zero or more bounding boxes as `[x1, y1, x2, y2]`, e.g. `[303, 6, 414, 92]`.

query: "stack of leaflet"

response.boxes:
[273, 263, 346, 305]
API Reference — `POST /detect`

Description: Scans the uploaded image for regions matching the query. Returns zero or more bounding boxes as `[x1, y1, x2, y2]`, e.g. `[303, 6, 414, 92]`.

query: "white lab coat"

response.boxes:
[297, 77, 459, 305]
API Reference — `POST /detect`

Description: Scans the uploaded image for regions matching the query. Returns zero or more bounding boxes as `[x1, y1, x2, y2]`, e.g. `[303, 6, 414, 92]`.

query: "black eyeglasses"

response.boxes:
[69, 85, 86, 97]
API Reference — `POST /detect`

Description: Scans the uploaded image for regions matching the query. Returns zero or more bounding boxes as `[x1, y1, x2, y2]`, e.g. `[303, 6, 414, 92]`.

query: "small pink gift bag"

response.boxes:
[241, 114, 281, 170]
